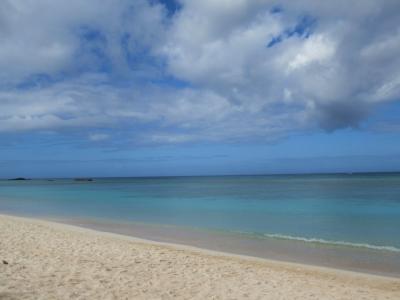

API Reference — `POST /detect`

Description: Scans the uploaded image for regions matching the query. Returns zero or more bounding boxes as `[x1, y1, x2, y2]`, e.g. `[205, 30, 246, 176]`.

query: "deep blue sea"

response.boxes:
[1, 173, 400, 253]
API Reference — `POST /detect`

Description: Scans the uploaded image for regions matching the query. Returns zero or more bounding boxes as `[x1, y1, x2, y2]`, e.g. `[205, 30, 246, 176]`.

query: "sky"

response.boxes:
[0, 0, 400, 178]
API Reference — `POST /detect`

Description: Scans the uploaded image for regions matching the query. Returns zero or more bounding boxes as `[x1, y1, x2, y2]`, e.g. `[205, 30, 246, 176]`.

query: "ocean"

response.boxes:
[1, 173, 400, 275]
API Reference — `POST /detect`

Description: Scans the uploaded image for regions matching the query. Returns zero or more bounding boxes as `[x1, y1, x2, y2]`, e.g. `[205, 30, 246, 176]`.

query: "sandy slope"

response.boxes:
[0, 214, 399, 299]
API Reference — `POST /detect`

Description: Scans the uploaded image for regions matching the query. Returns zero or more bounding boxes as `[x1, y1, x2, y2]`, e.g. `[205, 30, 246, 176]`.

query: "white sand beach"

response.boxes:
[0, 214, 399, 299]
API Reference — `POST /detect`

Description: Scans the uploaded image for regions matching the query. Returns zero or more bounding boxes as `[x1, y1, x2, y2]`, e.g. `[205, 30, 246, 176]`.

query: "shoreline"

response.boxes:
[1, 213, 400, 299]
[3, 213, 397, 280]
[43, 215, 400, 278]
[2, 211, 400, 278]
[29, 216, 400, 279]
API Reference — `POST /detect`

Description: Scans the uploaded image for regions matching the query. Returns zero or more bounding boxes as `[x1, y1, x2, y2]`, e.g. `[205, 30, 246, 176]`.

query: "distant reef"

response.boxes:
[8, 177, 30, 181]
[74, 178, 94, 182]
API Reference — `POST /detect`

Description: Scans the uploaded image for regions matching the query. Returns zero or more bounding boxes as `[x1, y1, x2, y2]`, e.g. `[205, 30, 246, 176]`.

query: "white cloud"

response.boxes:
[286, 34, 335, 72]
[0, 0, 166, 84]
[0, 0, 399, 144]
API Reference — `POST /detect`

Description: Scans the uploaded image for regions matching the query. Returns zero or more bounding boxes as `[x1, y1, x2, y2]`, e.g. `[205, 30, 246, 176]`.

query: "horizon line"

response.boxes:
[3, 170, 400, 180]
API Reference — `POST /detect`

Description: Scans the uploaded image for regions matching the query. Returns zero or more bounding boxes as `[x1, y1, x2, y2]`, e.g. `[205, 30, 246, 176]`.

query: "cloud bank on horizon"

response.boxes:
[0, 0, 399, 145]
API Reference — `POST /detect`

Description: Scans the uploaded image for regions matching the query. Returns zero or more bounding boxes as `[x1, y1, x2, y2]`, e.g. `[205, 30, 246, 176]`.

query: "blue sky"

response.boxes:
[0, 0, 400, 178]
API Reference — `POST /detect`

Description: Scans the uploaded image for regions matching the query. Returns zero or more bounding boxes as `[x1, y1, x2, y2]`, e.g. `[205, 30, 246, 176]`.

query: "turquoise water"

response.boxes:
[1, 173, 400, 252]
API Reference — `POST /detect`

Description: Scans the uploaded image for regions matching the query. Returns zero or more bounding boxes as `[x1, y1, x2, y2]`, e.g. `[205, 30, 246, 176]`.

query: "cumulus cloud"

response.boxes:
[0, 0, 399, 144]
[161, 0, 400, 132]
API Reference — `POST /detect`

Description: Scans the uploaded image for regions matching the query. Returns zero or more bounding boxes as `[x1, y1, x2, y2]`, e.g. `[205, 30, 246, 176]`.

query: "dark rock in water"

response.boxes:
[8, 177, 30, 181]
[74, 178, 94, 182]
[2, 260, 8, 265]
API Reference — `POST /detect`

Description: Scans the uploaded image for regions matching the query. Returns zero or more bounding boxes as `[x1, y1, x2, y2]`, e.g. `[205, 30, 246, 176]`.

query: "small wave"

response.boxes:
[261, 233, 400, 253]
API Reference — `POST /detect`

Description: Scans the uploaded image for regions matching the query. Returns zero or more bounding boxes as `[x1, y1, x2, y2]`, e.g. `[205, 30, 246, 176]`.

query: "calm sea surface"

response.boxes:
[1, 173, 400, 253]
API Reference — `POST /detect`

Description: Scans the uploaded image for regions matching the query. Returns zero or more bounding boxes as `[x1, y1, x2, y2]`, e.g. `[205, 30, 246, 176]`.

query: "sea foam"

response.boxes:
[261, 233, 400, 253]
